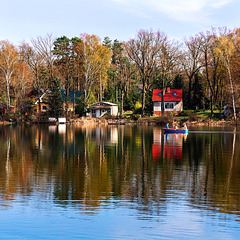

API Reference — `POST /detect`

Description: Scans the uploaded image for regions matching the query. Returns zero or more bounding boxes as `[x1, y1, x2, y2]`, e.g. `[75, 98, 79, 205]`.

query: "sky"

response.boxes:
[0, 0, 240, 45]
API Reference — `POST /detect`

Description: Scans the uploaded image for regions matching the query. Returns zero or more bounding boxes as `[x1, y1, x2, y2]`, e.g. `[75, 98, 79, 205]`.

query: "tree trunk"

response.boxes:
[141, 84, 146, 116]
[120, 90, 124, 118]
[6, 76, 11, 112]
[210, 95, 213, 118]
[38, 96, 41, 114]
[188, 76, 192, 109]
[161, 80, 165, 116]
[73, 89, 75, 115]
[228, 67, 236, 121]
[116, 86, 118, 103]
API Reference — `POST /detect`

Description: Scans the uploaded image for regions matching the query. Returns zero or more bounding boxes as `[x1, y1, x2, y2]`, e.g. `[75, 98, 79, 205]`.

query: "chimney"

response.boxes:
[167, 87, 170, 93]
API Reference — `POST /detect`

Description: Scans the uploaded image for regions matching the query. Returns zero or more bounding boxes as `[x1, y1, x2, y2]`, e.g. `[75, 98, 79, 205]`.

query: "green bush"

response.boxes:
[134, 101, 142, 110]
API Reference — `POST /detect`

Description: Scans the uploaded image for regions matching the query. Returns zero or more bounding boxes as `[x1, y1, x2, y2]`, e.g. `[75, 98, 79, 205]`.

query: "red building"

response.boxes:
[152, 88, 183, 116]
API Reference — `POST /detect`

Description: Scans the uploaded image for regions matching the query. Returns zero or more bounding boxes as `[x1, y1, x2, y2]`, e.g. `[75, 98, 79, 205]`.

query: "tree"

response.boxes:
[111, 40, 131, 117]
[198, 30, 223, 116]
[18, 42, 46, 113]
[156, 37, 181, 115]
[181, 36, 203, 109]
[31, 34, 56, 87]
[126, 29, 164, 116]
[53, 36, 81, 116]
[49, 78, 63, 117]
[12, 60, 33, 110]
[80, 34, 111, 104]
[172, 74, 184, 89]
[103, 37, 112, 49]
[216, 33, 236, 120]
[192, 72, 204, 109]
[0, 41, 19, 110]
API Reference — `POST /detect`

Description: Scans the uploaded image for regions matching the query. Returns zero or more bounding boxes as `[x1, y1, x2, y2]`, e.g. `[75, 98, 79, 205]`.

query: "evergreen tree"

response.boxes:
[75, 95, 87, 117]
[124, 87, 140, 111]
[103, 37, 112, 49]
[104, 84, 116, 103]
[144, 89, 153, 115]
[172, 74, 184, 89]
[192, 72, 204, 109]
[49, 78, 63, 117]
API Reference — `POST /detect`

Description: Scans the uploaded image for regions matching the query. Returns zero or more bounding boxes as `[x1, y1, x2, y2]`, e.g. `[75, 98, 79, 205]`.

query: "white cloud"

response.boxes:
[109, 0, 233, 22]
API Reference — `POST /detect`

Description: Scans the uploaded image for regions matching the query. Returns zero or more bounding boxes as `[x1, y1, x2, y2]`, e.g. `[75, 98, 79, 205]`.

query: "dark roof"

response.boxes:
[61, 90, 82, 103]
[152, 89, 182, 102]
[90, 102, 118, 108]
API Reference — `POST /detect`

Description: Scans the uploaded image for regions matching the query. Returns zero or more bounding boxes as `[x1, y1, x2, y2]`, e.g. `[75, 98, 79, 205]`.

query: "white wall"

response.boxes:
[111, 106, 118, 116]
[153, 101, 183, 112]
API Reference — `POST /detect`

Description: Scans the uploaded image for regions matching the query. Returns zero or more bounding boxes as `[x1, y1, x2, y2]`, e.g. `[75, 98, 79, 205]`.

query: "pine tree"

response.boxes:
[49, 78, 63, 117]
[172, 74, 184, 89]
[192, 72, 204, 109]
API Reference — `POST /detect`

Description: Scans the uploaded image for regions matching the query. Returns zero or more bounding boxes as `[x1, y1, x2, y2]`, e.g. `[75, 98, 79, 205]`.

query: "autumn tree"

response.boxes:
[0, 41, 19, 109]
[80, 34, 111, 104]
[216, 31, 236, 120]
[12, 59, 33, 110]
[19, 42, 46, 113]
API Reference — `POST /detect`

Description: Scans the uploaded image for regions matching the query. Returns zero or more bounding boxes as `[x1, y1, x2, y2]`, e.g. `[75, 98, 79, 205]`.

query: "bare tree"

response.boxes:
[19, 42, 46, 113]
[198, 30, 222, 116]
[126, 29, 165, 115]
[180, 36, 203, 108]
[156, 38, 182, 115]
[31, 34, 56, 86]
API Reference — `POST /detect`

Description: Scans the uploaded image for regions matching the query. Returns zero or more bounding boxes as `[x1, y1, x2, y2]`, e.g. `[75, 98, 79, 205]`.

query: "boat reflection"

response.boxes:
[152, 127, 188, 161]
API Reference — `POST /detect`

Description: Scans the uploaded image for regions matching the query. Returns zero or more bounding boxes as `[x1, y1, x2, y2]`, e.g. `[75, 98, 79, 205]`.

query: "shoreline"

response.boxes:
[0, 117, 238, 127]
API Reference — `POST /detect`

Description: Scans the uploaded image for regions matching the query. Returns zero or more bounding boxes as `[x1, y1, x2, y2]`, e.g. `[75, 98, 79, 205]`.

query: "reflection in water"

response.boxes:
[152, 128, 188, 160]
[0, 125, 240, 239]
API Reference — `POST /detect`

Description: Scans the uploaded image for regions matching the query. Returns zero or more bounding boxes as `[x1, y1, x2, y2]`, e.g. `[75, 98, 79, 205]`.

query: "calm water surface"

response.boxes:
[0, 124, 240, 239]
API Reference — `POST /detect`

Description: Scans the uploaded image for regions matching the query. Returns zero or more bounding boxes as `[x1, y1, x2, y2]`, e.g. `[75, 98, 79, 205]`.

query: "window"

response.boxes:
[165, 103, 174, 109]
[42, 105, 47, 110]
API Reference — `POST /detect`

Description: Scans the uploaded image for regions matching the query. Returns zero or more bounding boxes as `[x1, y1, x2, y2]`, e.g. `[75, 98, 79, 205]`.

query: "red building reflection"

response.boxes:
[152, 128, 187, 161]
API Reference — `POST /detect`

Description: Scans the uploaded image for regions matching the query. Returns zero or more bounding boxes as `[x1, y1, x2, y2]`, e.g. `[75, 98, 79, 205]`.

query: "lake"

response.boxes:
[0, 124, 239, 239]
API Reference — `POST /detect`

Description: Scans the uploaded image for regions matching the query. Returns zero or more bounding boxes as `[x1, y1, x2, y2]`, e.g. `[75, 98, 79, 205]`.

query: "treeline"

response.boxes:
[0, 27, 240, 118]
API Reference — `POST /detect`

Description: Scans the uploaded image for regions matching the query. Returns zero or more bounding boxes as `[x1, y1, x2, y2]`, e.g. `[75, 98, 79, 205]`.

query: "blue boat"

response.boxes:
[163, 128, 188, 134]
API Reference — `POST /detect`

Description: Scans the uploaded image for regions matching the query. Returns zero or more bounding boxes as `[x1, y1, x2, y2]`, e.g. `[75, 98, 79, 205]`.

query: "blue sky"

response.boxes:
[0, 0, 239, 44]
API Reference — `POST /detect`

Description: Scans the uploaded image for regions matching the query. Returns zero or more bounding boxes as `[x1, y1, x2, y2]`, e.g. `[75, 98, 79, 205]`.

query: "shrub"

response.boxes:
[101, 113, 118, 120]
[134, 101, 142, 110]
[188, 113, 199, 121]
[155, 115, 174, 126]
[131, 114, 141, 121]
